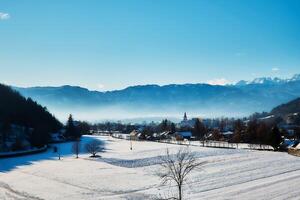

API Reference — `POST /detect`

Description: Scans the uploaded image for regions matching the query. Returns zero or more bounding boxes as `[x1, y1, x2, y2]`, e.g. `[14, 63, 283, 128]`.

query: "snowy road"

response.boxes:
[0, 135, 300, 200]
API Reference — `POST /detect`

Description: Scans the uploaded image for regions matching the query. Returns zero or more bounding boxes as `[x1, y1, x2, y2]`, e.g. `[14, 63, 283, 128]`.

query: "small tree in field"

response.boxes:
[158, 148, 205, 200]
[72, 139, 81, 158]
[85, 140, 103, 157]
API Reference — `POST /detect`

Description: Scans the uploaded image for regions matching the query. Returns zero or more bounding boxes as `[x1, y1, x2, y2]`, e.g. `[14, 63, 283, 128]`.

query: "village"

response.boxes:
[90, 112, 300, 154]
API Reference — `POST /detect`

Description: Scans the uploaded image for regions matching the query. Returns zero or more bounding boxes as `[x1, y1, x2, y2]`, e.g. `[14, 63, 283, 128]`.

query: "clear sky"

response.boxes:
[0, 0, 299, 91]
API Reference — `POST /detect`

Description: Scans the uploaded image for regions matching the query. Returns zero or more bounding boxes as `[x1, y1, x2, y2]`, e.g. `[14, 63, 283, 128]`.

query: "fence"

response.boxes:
[159, 139, 273, 150]
[95, 133, 274, 151]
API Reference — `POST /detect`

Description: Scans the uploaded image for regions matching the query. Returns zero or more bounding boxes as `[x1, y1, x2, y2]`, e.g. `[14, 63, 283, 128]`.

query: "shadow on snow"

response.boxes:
[0, 135, 105, 173]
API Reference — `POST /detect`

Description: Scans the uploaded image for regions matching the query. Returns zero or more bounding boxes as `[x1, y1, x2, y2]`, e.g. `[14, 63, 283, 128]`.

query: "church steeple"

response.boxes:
[183, 112, 187, 121]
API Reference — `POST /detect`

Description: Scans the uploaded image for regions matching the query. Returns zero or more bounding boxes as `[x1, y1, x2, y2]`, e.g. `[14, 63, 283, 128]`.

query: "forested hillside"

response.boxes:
[0, 84, 62, 150]
[271, 97, 300, 116]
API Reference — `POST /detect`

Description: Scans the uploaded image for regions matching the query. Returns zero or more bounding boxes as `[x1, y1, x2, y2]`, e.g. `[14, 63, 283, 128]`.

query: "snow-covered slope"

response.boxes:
[1, 135, 300, 200]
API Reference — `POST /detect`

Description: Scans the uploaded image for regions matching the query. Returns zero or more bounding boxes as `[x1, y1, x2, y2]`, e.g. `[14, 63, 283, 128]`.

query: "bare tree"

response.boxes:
[72, 139, 81, 158]
[85, 140, 103, 157]
[158, 148, 205, 200]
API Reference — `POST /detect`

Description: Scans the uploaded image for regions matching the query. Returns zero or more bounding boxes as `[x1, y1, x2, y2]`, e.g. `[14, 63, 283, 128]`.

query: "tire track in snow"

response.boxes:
[0, 181, 44, 200]
[189, 155, 300, 192]
[191, 168, 300, 196]
[198, 169, 300, 200]
[16, 170, 114, 196]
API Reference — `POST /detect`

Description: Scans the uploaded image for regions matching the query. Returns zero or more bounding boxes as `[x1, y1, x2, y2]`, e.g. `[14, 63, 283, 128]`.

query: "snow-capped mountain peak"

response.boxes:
[235, 74, 300, 86]
[289, 74, 300, 82]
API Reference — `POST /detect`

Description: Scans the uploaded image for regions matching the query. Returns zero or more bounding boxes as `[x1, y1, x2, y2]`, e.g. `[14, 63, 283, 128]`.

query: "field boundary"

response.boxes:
[0, 146, 47, 158]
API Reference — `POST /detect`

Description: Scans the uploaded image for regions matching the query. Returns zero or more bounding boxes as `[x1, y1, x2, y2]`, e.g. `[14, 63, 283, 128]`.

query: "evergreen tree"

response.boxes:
[170, 123, 176, 134]
[65, 114, 80, 139]
[77, 121, 91, 135]
[159, 119, 169, 132]
[269, 126, 282, 150]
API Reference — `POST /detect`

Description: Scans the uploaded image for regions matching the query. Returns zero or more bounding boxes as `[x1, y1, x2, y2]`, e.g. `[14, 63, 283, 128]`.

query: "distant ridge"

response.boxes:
[12, 74, 300, 121]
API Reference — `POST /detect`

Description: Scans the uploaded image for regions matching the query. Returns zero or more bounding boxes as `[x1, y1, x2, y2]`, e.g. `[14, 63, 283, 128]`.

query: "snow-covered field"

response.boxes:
[1, 135, 300, 200]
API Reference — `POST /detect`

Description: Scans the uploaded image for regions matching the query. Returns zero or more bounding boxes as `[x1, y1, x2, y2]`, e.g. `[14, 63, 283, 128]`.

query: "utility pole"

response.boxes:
[54, 145, 61, 160]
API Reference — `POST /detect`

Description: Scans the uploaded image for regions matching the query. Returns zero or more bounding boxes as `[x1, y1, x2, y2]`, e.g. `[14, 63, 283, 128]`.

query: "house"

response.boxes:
[148, 131, 173, 140]
[278, 124, 300, 137]
[221, 131, 234, 140]
[280, 139, 299, 150]
[286, 113, 300, 125]
[175, 131, 192, 140]
[159, 131, 173, 140]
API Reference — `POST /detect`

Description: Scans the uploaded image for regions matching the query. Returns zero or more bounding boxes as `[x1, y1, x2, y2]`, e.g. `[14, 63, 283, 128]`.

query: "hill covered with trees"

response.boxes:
[271, 97, 300, 116]
[0, 84, 62, 151]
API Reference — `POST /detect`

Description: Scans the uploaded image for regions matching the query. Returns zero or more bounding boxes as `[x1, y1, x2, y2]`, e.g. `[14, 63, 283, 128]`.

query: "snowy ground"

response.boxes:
[0, 135, 300, 200]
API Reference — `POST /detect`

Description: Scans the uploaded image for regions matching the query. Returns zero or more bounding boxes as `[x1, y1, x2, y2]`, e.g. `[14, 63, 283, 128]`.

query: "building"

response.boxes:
[179, 112, 196, 128]
[175, 131, 192, 139]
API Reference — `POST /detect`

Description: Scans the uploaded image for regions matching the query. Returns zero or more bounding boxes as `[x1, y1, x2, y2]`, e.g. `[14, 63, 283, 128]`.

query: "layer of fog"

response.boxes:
[47, 105, 250, 124]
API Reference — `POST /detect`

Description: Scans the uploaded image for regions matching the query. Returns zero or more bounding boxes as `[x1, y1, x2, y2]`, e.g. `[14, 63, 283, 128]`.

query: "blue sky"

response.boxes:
[0, 0, 299, 91]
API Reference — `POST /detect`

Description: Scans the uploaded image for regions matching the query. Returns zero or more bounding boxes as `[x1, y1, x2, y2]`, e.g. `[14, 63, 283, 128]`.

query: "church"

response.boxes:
[179, 112, 196, 128]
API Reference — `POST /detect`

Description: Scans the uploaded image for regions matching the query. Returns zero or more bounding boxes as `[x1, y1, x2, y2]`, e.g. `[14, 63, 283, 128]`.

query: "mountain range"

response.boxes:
[13, 74, 300, 121]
